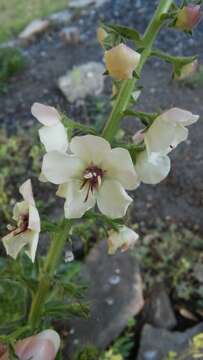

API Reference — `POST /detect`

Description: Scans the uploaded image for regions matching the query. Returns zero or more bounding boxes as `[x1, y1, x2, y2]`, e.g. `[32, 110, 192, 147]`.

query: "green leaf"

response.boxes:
[102, 23, 141, 44]
[44, 301, 90, 319]
[0, 279, 28, 333]
[123, 109, 158, 126]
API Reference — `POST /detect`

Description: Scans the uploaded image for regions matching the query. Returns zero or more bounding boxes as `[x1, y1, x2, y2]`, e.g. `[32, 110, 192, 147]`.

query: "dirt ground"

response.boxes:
[0, 0, 203, 233]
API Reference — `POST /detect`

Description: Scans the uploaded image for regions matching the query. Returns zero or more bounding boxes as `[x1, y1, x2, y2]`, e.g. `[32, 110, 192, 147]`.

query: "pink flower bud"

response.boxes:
[175, 5, 201, 31]
[97, 27, 107, 47]
[174, 59, 198, 80]
[104, 43, 141, 80]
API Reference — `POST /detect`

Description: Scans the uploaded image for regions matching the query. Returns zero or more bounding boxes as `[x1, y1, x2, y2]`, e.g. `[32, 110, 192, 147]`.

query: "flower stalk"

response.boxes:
[28, 220, 71, 329]
[102, 0, 174, 142]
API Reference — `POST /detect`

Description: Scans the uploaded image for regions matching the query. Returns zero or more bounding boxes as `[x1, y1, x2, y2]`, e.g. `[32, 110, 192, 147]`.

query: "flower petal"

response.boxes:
[97, 179, 132, 218]
[64, 181, 96, 219]
[31, 103, 60, 126]
[135, 151, 171, 185]
[56, 183, 69, 198]
[2, 230, 34, 260]
[161, 107, 199, 126]
[70, 135, 111, 165]
[145, 116, 177, 155]
[28, 204, 41, 232]
[39, 123, 68, 152]
[13, 201, 28, 222]
[105, 148, 140, 190]
[25, 231, 39, 263]
[16, 330, 60, 360]
[42, 151, 83, 185]
[19, 179, 35, 205]
[170, 125, 188, 151]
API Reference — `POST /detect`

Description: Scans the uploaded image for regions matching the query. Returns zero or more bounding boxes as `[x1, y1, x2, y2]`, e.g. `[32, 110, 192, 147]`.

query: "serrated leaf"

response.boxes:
[44, 301, 90, 319]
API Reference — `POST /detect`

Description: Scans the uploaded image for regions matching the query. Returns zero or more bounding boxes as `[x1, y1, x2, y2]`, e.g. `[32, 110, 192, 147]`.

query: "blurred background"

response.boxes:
[0, 0, 203, 359]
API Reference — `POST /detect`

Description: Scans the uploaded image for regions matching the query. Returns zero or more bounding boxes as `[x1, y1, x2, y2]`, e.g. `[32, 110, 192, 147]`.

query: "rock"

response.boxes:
[143, 283, 177, 330]
[60, 27, 80, 44]
[58, 62, 105, 103]
[48, 10, 73, 26]
[69, 0, 109, 8]
[194, 264, 203, 283]
[19, 19, 50, 43]
[137, 323, 203, 360]
[69, 0, 95, 8]
[66, 240, 144, 357]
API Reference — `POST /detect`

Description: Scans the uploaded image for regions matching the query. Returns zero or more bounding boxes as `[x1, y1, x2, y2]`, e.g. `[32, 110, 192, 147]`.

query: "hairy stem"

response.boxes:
[28, 221, 71, 329]
[102, 0, 173, 141]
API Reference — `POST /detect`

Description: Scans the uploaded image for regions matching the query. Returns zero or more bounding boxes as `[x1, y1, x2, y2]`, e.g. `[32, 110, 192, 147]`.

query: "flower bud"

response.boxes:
[175, 5, 201, 31]
[104, 43, 141, 80]
[97, 27, 107, 47]
[174, 59, 198, 80]
[107, 226, 139, 255]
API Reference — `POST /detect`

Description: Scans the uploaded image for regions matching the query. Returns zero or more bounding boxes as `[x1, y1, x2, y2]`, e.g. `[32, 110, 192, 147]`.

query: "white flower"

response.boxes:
[135, 108, 199, 185]
[145, 108, 199, 155]
[2, 179, 40, 262]
[107, 226, 139, 255]
[31, 102, 68, 153]
[42, 134, 139, 219]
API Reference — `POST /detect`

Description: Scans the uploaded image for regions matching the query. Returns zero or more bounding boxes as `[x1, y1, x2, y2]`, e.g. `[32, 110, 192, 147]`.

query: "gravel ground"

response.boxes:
[0, 0, 203, 231]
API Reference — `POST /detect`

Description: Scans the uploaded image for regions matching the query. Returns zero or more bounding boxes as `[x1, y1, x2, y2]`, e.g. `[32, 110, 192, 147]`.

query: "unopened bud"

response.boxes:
[174, 59, 198, 80]
[104, 43, 141, 80]
[97, 27, 107, 47]
[175, 5, 201, 31]
[107, 226, 139, 255]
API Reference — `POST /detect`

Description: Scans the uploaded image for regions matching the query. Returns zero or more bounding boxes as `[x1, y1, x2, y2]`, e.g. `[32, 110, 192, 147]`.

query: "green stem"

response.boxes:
[102, 0, 173, 141]
[28, 221, 71, 329]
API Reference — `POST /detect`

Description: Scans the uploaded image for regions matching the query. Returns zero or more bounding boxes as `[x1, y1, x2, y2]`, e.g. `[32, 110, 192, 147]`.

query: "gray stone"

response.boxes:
[137, 323, 203, 360]
[60, 27, 80, 44]
[69, 0, 95, 8]
[69, 0, 109, 8]
[19, 19, 50, 43]
[48, 10, 73, 26]
[194, 264, 203, 283]
[66, 240, 144, 357]
[143, 283, 177, 330]
[58, 62, 105, 103]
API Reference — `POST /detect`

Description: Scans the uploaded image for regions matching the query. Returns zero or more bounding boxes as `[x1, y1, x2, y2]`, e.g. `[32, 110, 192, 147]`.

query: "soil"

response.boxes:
[0, 0, 203, 231]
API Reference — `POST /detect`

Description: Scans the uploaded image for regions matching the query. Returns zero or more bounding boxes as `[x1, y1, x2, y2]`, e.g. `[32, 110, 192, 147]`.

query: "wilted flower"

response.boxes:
[2, 179, 40, 262]
[104, 43, 141, 80]
[97, 26, 107, 47]
[42, 134, 139, 219]
[107, 226, 139, 255]
[135, 108, 199, 184]
[31, 102, 68, 153]
[174, 59, 198, 80]
[175, 4, 201, 31]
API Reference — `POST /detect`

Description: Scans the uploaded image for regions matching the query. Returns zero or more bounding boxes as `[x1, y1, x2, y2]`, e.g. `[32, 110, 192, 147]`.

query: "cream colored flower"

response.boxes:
[104, 43, 141, 80]
[97, 27, 107, 47]
[175, 60, 198, 80]
[107, 226, 139, 255]
[2, 179, 40, 262]
[135, 108, 199, 184]
[42, 134, 139, 219]
[31, 102, 68, 153]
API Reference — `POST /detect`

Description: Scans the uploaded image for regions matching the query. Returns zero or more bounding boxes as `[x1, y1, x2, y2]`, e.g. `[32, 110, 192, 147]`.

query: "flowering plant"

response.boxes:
[0, 0, 201, 358]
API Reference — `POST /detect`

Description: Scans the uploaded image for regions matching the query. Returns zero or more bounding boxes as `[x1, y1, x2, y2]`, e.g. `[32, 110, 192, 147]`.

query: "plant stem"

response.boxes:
[28, 221, 71, 329]
[102, 0, 174, 142]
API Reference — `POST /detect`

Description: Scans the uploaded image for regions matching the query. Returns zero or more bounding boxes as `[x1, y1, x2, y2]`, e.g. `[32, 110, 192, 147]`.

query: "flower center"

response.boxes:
[81, 165, 105, 202]
[13, 213, 29, 236]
